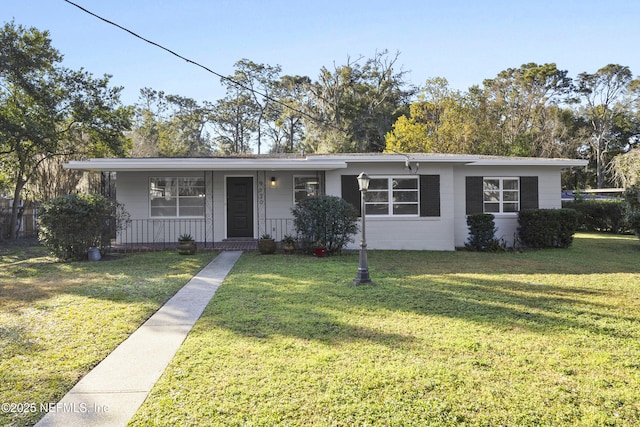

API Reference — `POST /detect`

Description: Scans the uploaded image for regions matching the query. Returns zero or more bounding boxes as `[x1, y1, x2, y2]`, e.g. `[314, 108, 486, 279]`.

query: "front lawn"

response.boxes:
[0, 246, 215, 427]
[131, 233, 640, 426]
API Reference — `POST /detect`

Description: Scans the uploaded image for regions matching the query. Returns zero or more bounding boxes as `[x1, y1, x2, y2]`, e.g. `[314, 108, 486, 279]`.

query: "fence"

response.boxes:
[0, 210, 38, 240]
[113, 217, 296, 249]
[264, 218, 295, 241]
[116, 218, 208, 249]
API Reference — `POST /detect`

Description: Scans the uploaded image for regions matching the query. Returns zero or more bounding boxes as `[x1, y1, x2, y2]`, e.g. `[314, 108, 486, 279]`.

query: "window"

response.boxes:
[365, 177, 419, 216]
[294, 176, 321, 203]
[150, 177, 205, 217]
[483, 177, 519, 213]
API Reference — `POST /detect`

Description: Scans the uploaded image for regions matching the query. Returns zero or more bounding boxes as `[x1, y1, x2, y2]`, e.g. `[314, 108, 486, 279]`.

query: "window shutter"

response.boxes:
[520, 176, 539, 210]
[420, 175, 440, 217]
[341, 175, 361, 216]
[465, 176, 483, 215]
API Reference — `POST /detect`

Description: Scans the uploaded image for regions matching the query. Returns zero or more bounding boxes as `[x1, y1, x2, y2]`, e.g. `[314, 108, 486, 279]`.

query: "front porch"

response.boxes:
[111, 217, 295, 252]
[109, 239, 259, 253]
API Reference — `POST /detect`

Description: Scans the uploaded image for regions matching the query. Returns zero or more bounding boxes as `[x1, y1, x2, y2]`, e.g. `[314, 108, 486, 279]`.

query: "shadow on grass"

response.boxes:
[206, 238, 640, 347]
[0, 249, 216, 306]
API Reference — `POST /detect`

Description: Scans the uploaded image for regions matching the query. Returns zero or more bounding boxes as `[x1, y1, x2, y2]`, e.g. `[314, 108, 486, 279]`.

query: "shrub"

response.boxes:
[518, 209, 578, 249]
[291, 195, 359, 255]
[624, 186, 640, 237]
[563, 199, 628, 234]
[465, 213, 500, 251]
[39, 194, 129, 261]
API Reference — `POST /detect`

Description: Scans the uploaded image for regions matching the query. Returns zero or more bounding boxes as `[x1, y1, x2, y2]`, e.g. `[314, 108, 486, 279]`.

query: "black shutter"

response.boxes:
[341, 175, 361, 216]
[465, 176, 484, 215]
[420, 175, 440, 217]
[520, 176, 539, 210]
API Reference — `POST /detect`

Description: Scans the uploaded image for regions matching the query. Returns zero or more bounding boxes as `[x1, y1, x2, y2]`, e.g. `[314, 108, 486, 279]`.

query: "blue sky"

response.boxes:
[5, 0, 640, 106]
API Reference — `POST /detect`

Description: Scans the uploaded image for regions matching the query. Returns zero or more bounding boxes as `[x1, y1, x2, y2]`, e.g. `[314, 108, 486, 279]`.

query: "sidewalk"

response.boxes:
[36, 251, 243, 427]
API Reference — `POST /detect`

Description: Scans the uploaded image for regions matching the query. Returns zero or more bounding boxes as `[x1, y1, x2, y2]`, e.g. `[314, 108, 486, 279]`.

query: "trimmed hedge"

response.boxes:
[563, 200, 628, 234]
[518, 209, 579, 249]
[465, 213, 500, 251]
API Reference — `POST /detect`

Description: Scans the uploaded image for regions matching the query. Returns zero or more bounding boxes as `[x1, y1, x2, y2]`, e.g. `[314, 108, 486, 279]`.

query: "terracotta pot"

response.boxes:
[177, 240, 197, 255]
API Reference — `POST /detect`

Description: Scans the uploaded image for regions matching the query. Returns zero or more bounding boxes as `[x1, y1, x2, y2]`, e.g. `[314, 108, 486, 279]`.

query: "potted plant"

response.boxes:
[177, 233, 197, 255]
[314, 246, 327, 257]
[258, 233, 277, 254]
[282, 234, 296, 254]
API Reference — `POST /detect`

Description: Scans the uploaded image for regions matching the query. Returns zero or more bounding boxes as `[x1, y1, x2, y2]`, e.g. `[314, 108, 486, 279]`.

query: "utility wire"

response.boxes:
[63, 0, 340, 130]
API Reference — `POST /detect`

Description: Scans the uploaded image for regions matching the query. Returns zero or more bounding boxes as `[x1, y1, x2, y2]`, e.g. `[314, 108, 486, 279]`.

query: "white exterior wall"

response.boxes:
[114, 162, 565, 250]
[211, 170, 304, 241]
[117, 171, 211, 243]
[118, 170, 319, 243]
[325, 162, 456, 251]
[453, 166, 563, 248]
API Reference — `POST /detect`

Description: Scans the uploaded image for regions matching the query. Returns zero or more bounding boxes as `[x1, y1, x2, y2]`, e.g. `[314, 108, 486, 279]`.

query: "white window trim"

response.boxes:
[365, 176, 420, 217]
[149, 177, 206, 218]
[293, 175, 322, 204]
[482, 177, 520, 215]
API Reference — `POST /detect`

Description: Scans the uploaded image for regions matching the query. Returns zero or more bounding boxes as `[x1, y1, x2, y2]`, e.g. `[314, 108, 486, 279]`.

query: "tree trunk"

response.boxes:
[9, 177, 27, 240]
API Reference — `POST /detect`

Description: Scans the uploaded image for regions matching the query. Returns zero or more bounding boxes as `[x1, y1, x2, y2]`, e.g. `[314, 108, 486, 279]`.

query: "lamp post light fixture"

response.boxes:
[353, 172, 373, 285]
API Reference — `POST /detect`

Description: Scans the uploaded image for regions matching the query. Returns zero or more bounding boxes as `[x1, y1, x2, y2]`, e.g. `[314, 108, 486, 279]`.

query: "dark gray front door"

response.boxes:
[226, 177, 253, 238]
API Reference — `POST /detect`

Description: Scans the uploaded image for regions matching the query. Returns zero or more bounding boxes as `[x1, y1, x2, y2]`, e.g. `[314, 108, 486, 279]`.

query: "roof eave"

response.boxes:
[465, 159, 589, 167]
[64, 158, 349, 172]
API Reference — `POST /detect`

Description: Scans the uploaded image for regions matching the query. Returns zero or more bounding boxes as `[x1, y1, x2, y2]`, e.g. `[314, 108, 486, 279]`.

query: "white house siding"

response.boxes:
[261, 170, 307, 238]
[211, 170, 317, 241]
[453, 166, 563, 248]
[116, 171, 211, 244]
[64, 154, 583, 250]
[325, 162, 456, 251]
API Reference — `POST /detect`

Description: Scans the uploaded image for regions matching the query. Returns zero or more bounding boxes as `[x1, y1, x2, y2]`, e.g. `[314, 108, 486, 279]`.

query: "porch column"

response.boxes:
[257, 171, 267, 238]
[205, 171, 214, 247]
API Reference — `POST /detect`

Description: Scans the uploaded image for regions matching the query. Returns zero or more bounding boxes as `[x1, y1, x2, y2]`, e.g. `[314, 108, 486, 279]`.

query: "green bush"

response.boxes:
[291, 195, 359, 255]
[624, 187, 640, 237]
[39, 194, 129, 261]
[518, 209, 578, 249]
[465, 213, 500, 251]
[563, 200, 628, 234]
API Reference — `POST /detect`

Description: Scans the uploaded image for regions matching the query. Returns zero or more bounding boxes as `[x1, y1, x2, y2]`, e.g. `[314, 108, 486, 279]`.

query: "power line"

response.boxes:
[62, 0, 340, 130]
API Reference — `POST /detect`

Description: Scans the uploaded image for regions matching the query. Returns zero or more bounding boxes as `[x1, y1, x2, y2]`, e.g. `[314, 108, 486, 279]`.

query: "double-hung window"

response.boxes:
[365, 177, 419, 216]
[293, 176, 321, 204]
[483, 177, 519, 213]
[150, 177, 205, 217]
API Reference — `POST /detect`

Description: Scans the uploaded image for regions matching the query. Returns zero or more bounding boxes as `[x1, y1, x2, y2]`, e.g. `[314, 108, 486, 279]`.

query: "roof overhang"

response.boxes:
[464, 157, 588, 167]
[63, 157, 349, 172]
[64, 153, 589, 172]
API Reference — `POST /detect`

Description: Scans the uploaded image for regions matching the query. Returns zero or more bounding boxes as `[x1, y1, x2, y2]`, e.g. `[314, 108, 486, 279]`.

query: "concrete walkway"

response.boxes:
[36, 251, 243, 427]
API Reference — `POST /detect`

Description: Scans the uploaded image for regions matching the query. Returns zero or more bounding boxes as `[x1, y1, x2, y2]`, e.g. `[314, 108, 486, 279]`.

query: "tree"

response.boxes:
[217, 59, 282, 154]
[608, 147, 640, 188]
[576, 64, 639, 188]
[385, 77, 473, 154]
[386, 68, 580, 158]
[0, 21, 132, 239]
[481, 63, 573, 156]
[130, 88, 214, 157]
[210, 91, 256, 154]
[306, 50, 414, 153]
[270, 75, 310, 152]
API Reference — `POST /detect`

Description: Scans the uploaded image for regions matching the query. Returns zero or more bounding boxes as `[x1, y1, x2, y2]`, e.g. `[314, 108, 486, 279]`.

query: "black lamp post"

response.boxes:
[353, 172, 372, 285]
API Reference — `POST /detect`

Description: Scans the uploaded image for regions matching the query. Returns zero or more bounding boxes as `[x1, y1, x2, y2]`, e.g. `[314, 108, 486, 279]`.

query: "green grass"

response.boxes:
[0, 246, 216, 427]
[130, 233, 640, 426]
